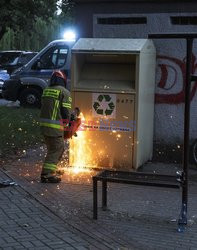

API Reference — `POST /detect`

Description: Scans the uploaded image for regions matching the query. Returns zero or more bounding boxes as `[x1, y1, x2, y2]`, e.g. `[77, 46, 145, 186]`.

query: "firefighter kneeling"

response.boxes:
[40, 70, 81, 183]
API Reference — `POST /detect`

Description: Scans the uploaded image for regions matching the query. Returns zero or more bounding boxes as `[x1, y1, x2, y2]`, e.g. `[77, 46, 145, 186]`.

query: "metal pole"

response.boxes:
[183, 38, 193, 205]
[177, 38, 193, 232]
[183, 38, 193, 202]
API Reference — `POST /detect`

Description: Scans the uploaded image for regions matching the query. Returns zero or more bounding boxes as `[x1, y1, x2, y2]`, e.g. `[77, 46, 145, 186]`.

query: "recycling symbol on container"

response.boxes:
[93, 94, 115, 116]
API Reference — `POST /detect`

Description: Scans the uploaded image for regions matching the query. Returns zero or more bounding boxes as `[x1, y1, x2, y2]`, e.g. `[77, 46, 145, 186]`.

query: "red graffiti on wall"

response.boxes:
[156, 55, 197, 104]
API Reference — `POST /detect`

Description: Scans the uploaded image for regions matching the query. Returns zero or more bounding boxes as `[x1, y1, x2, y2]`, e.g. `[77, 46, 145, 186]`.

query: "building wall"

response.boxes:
[75, 1, 196, 38]
[74, 1, 197, 144]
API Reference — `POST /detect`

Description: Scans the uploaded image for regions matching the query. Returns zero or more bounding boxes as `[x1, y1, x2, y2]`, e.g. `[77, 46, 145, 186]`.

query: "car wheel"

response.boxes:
[191, 139, 197, 165]
[19, 88, 42, 108]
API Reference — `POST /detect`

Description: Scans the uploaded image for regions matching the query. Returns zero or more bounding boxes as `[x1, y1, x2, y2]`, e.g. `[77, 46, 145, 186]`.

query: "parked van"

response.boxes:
[2, 39, 75, 107]
[0, 51, 37, 96]
[0, 51, 37, 74]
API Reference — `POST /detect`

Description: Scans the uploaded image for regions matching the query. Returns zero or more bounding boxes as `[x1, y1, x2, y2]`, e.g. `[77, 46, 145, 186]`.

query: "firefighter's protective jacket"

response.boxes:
[40, 85, 72, 137]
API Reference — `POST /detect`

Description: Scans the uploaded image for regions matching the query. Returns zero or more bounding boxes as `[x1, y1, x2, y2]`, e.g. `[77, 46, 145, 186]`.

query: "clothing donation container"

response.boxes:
[70, 38, 156, 170]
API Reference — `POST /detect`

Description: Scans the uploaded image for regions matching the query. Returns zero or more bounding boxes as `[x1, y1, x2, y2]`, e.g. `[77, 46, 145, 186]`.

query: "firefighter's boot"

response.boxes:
[41, 173, 61, 183]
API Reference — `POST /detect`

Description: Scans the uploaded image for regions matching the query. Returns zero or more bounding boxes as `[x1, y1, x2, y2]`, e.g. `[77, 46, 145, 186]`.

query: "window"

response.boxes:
[97, 17, 147, 25]
[0, 52, 21, 66]
[18, 53, 37, 65]
[38, 46, 68, 69]
[56, 48, 68, 68]
[171, 16, 197, 25]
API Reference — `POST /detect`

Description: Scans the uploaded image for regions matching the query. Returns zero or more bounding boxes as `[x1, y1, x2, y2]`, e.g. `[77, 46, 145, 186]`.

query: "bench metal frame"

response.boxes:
[93, 170, 182, 229]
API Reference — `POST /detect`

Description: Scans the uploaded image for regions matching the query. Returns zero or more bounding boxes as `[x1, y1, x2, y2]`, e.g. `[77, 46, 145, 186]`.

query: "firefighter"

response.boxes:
[40, 70, 71, 183]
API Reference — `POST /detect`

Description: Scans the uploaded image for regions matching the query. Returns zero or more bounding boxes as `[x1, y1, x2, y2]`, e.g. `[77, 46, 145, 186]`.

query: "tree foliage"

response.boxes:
[0, 0, 57, 41]
[57, 0, 75, 24]
[0, 0, 75, 51]
[0, 18, 61, 51]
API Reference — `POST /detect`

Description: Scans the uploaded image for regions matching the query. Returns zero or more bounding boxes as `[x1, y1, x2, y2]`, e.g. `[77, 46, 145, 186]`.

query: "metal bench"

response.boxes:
[92, 170, 185, 231]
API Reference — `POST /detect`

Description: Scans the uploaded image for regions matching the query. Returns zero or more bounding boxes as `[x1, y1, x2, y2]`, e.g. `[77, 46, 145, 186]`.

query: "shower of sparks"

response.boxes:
[69, 113, 97, 171]
[57, 113, 97, 182]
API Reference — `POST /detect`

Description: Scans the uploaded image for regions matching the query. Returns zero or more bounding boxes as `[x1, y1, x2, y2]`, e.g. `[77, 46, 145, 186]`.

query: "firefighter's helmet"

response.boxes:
[50, 70, 67, 87]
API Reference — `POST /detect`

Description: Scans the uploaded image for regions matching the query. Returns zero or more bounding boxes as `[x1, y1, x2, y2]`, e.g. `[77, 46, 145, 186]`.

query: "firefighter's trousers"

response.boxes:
[41, 135, 64, 175]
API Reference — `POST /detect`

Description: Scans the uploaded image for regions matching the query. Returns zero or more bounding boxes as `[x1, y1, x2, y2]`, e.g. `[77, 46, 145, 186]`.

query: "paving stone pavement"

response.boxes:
[1, 147, 197, 250]
[0, 171, 127, 250]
